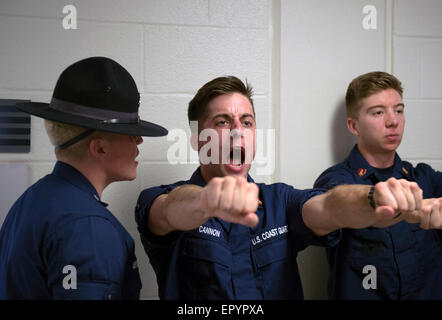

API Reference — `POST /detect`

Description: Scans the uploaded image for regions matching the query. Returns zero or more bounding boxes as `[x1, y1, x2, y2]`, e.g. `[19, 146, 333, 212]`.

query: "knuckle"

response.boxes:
[211, 177, 222, 188]
[236, 175, 247, 184]
[386, 177, 396, 184]
[410, 182, 419, 189]
[375, 181, 385, 192]
[389, 178, 400, 188]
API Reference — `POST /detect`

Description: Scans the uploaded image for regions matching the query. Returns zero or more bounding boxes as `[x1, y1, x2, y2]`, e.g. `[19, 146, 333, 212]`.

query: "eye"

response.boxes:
[372, 110, 383, 116]
[216, 120, 229, 127]
[243, 120, 252, 127]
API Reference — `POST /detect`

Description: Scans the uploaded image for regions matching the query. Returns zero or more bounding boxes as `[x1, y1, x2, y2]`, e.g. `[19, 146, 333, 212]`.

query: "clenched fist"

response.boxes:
[403, 197, 442, 229]
[373, 178, 423, 219]
[199, 176, 260, 227]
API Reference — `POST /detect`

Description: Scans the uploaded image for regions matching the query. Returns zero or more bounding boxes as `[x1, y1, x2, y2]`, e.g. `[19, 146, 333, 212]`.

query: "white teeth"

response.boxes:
[230, 148, 243, 165]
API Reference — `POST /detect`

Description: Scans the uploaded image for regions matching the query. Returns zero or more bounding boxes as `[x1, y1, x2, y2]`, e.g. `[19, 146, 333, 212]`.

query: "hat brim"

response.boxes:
[15, 102, 168, 137]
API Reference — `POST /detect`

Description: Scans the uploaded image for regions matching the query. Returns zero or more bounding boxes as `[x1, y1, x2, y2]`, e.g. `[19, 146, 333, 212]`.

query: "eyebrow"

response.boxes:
[212, 113, 255, 120]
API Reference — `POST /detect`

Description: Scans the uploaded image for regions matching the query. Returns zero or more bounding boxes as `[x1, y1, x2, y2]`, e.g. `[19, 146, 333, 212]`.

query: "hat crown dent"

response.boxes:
[52, 57, 140, 115]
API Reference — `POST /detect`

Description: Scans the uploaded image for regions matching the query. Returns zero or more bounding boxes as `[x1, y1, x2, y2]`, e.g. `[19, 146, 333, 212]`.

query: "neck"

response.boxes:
[58, 155, 109, 197]
[200, 165, 215, 184]
[357, 145, 396, 168]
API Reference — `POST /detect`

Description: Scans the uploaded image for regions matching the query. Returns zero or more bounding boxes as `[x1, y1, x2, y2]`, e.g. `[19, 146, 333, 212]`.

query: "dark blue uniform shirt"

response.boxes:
[0, 161, 142, 299]
[135, 167, 341, 300]
[314, 145, 442, 300]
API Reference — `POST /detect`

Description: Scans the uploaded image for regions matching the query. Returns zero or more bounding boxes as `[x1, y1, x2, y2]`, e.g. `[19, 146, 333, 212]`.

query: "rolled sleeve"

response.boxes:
[287, 188, 341, 251]
[135, 182, 187, 255]
[135, 185, 173, 237]
[314, 167, 355, 190]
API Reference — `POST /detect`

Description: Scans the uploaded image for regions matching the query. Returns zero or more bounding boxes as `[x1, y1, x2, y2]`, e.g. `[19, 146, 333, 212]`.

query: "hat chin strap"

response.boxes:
[55, 128, 95, 152]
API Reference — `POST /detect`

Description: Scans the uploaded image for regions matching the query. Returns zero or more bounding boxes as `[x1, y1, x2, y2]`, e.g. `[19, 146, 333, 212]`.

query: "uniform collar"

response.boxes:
[52, 161, 108, 206]
[346, 145, 409, 181]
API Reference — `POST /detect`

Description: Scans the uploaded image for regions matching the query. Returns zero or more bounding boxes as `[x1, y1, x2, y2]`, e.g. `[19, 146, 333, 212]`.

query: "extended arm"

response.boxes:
[148, 176, 259, 236]
[302, 178, 423, 236]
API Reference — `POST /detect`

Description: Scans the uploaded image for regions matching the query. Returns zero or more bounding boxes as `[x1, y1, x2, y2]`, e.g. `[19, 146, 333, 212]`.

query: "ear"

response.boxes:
[347, 117, 359, 137]
[190, 132, 199, 151]
[88, 137, 107, 160]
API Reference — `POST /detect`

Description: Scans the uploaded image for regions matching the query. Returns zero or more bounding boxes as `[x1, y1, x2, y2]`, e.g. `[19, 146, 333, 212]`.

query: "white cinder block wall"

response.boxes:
[394, 0, 442, 170]
[0, 0, 272, 299]
[1, 0, 441, 300]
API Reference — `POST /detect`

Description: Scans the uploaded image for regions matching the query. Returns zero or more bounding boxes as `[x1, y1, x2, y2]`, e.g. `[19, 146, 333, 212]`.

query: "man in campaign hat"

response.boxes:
[0, 56, 167, 299]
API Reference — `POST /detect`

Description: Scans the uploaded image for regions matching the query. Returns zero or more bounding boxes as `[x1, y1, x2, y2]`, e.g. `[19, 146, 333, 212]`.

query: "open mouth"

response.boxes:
[227, 147, 245, 168]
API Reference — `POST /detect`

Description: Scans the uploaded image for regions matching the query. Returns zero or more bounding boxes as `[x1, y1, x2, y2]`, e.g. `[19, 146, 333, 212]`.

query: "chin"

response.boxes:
[222, 165, 250, 178]
[122, 170, 138, 181]
[383, 144, 400, 152]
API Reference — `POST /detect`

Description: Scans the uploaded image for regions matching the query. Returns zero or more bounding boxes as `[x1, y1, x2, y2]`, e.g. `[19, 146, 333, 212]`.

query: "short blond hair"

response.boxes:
[44, 120, 93, 159]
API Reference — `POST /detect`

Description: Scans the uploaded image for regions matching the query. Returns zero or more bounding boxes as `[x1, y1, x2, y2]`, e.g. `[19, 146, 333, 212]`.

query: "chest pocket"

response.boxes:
[340, 228, 391, 260]
[178, 235, 233, 299]
[255, 238, 290, 267]
[253, 237, 299, 299]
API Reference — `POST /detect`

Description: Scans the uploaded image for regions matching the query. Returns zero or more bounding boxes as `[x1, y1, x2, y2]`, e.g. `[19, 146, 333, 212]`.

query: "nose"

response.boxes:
[230, 119, 244, 147]
[135, 135, 143, 145]
[385, 111, 398, 128]
[231, 117, 247, 133]
[231, 118, 244, 134]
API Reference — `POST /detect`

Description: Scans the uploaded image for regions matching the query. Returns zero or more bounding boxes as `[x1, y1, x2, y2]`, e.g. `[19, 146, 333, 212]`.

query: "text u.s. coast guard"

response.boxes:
[252, 225, 288, 246]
